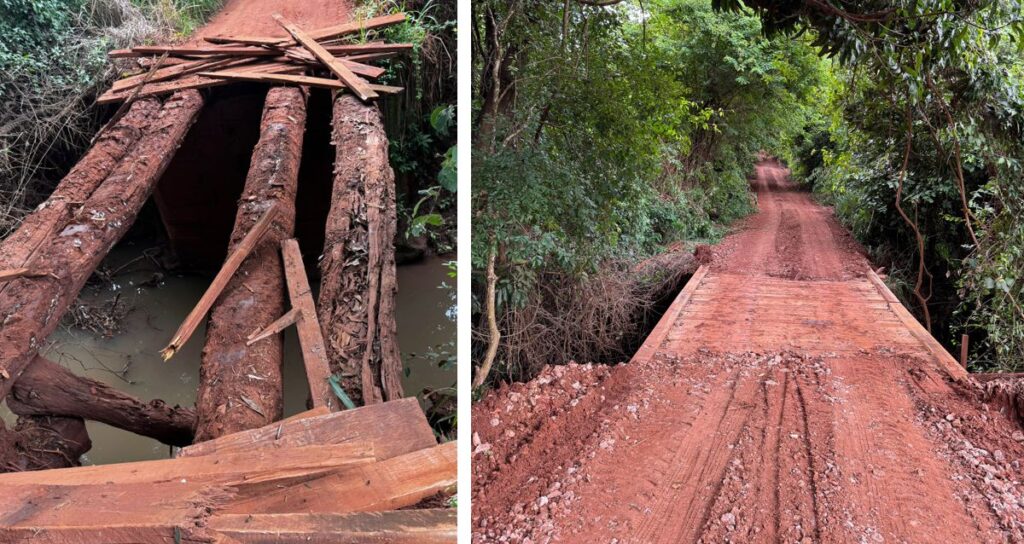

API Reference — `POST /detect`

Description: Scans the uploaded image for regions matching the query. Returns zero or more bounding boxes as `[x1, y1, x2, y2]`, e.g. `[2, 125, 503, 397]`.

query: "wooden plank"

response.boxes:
[0, 482, 230, 542]
[222, 441, 457, 514]
[98, 63, 303, 104]
[127, 46, 282, 57]
[866, 268, 969, 380]
[111, 57, 255, 92]
[178, 397, 434, 460]
[281, 238, 337, 410]
[160, 204, 279, 360]
[201, 70, 403, 93]
[247, 307, 301, 345]
[631, 265, 709, 364]
[205, 13, 407, 47]
[323, 43, 413, 55]
[272, 13, 377, 102]
[0, 268, 33, 282]
[209, 510, 456, 543]
[0, 443, 373, 487]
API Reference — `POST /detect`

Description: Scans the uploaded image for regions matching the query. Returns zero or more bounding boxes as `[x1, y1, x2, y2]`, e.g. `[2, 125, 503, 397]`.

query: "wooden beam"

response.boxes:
[8, 355, 195, 446]
[272, 13, 377, 102]
[160, 204, 279, 361]
[178, 397, 435, 460]
[208, 510, 456, 543]
[281, 238, 336, 411]
[221, 441, 457, 514]
[119, 46, 283, 57]
[0, 443, 372, 487]
[98, 63, 304, 104]
[111, 57, 256, 93]
[201, 71, 403, 93]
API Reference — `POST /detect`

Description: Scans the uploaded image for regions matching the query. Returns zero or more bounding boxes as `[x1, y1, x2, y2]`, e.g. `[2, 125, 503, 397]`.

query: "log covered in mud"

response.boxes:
[318, 94, 403, 405]
[0, 90, 203, 402]
[7, 356, 196, 447]
[193, 87, 307, 441]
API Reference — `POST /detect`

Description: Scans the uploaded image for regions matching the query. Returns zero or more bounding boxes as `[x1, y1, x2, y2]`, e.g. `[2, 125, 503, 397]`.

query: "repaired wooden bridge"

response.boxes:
[473, 162, 1024, 543]
[0, 1, 455, 540]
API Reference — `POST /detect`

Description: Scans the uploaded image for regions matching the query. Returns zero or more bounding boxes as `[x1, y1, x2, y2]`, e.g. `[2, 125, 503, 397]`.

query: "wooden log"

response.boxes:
[208, 510, 457, 543]
[221, 441, 457, 514]
[178, 397, 434, 460]
[193, 87, 307, 442]
[201, 71, 403, 93]
[0, 443, 372, 487]
[272, 14, 377, 102]
[205, 13, 407, 47]
[0, 98, 159, 274]
[0, 91, 204, 402]
[161, 204, 279, 361]
[7, 356, 195, 446]
[282, 239, 334, 411]
[319, 94, 403, 405]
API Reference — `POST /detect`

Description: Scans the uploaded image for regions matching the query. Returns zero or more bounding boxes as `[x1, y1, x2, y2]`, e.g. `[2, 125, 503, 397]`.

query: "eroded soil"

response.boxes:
[472, 161, 1024, 543]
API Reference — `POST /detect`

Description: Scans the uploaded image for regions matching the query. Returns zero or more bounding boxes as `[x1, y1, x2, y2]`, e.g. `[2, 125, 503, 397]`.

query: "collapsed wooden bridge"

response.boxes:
[0, 2, 454, 540]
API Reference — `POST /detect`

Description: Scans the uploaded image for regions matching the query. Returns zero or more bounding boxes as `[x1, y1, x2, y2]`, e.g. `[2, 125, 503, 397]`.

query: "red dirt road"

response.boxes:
[472, 162, 1024, 543]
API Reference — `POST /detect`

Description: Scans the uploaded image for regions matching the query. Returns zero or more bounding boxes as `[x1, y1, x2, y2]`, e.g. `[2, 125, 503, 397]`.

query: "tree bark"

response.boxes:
[194, 87, 306, 441]
[0, 416, 91, 472]
[8, 356, 195, 446]
[318, 93, 403, 405]
[0, 90, 203, 401]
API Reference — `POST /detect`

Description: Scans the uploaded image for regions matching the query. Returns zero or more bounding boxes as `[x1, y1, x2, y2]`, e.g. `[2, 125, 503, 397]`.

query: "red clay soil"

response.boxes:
[189, 0, 355, 42]
[472, 161, 1024, 543]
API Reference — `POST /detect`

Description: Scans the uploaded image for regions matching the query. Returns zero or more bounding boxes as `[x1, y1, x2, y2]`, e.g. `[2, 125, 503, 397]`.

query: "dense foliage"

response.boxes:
[766, 0, 1024, 371]
[471, 0, 827, 382]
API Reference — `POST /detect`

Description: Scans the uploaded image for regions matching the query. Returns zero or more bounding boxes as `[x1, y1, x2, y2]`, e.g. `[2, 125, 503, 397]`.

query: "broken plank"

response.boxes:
[111, 57, 256, 93]
[273, 13, 377, 101]
[222, 441, 457, 514]
[277, 49, 386, 78]
[98, 63, 304, 104]
[201, 71, 403, 93]
[0, 268, 33, 282]
[160, 204, 279, 361]
[281, 238, 336, 411]
[247, 307, 301, 345]
[208, 510, 456, 543]
[178, 397, 435, 460]
[0, 443, 372, 487]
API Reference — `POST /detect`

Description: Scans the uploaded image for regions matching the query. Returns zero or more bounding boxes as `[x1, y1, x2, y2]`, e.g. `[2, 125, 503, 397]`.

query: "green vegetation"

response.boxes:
[0, 0, 224, 237]
[472, 0, 1024, 386]
[472, 0, 826, 383]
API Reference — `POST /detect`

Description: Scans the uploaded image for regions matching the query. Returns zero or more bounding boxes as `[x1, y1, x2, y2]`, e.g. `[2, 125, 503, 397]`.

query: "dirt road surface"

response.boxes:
[472, 161, 1024, 543]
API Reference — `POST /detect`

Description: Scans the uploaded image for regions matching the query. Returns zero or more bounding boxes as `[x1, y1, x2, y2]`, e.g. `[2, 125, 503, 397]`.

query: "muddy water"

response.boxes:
[0, 246, 455, 465]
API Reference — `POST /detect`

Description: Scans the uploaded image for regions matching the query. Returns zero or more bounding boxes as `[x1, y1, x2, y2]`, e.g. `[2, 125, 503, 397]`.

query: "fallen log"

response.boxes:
[208, 510, 457, 543]
[221, 441, 457, 514]
[193, 87, 307, 441]
[0, 90, 204, 402]
[318, 94, 403, 405]
[7, 356, 195, 446]
[281, 239, 335, 411]
[179, 397, 434, 460]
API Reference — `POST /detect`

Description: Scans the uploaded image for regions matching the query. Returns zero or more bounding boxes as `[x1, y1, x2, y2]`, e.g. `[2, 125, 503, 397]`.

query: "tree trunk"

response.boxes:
[194, 87, 306, 441]
[318, 93, 403, 405]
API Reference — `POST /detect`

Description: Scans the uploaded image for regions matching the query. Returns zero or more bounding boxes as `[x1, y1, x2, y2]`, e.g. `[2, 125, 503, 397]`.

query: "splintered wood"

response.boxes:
[0, 399, 456, 542]
[100, 13, 409, 104]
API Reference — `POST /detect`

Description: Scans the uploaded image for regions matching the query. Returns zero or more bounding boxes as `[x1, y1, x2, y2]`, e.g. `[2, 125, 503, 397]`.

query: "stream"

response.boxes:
[0, 244, 455, 465]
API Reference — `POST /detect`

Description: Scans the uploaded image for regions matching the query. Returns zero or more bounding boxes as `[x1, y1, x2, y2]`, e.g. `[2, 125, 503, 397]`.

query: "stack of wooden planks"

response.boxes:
[0, 398, 456, 543]
[99, 12, 410, 105]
